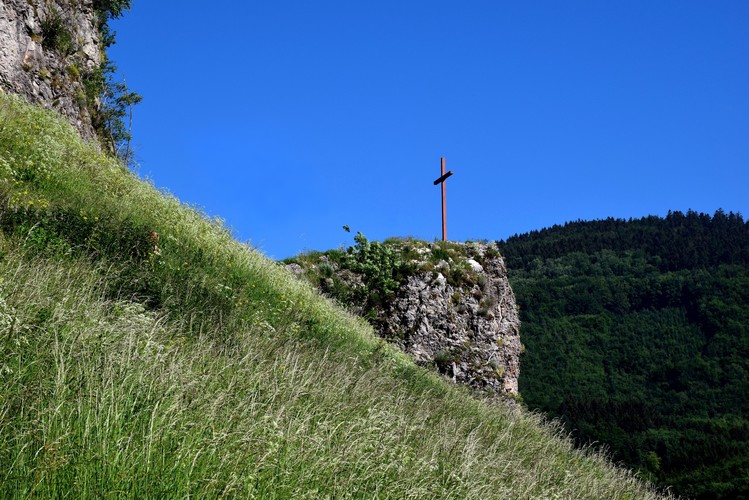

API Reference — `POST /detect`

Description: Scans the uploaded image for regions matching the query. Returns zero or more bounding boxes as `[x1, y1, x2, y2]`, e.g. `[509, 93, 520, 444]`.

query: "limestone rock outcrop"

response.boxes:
[379, 243, 521, 394]
[0, 0, 101, 138]
[287, 240, 522, 396]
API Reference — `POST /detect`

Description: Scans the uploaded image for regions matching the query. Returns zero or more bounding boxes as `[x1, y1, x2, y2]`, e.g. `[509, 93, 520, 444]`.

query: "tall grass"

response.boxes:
[0, 93, 670, 498]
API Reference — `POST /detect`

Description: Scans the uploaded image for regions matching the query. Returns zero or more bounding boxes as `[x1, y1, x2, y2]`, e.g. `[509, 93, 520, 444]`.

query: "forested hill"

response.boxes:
[498, 211, 749, 499]
[501, 210, 749, 272]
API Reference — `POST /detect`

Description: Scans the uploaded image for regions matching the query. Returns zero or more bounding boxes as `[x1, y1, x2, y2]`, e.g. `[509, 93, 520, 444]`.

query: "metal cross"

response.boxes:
[433, 157, 454, 242]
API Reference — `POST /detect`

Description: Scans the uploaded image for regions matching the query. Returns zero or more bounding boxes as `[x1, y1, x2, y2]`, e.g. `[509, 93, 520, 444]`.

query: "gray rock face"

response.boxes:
[0, 0, 100, 138]
[284, 263, 303, 276]
[290, 240, 522, 396]
[376, 243, 521, 394]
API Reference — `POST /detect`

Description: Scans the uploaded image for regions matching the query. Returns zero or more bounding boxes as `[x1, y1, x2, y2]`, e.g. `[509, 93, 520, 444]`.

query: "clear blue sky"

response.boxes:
[109, 1, 748, 259]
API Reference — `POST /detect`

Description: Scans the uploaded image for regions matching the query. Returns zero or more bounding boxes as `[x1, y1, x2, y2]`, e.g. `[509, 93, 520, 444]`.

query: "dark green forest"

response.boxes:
[498, 210, 749, 499]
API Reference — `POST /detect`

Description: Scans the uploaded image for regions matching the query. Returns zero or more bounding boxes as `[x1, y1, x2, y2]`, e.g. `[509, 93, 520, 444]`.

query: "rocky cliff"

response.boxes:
[286, 238, 522, 396]
[0, 0, 100, 138]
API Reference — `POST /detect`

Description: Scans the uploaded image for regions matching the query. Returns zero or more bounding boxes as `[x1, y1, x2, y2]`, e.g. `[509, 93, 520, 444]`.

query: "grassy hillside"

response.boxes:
[498, 215, 749, 499]
[0, 93, 664, 498]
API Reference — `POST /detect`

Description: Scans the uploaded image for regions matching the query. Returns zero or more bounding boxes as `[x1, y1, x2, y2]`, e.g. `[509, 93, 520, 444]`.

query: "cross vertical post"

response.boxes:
[433, 157, 454, 242]
[440, 157, 447, 241]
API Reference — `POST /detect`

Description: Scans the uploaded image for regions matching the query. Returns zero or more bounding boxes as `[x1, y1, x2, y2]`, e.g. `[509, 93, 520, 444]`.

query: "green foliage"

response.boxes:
[95, 0, 133, 20]
[433, 349, 458, 372]
[432, 245, 451, 261]
[430, 240, 465, 264]
[499, 212, 749, 499]
[83, 0, 141, 165]
[101, 78, 142, 162]
[447, 260, 477, 288]
[40, 8, 73, 55]
[94, 0, 133, 47]
[82, 57, 142, 167]
[343, 232, 403, 306]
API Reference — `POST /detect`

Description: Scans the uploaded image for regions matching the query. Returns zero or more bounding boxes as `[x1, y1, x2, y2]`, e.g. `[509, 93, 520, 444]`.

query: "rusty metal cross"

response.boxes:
[433, 157, 454, 241]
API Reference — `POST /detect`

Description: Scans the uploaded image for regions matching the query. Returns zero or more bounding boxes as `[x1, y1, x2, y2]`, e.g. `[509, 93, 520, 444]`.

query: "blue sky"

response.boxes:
[109, 1, 749, 259]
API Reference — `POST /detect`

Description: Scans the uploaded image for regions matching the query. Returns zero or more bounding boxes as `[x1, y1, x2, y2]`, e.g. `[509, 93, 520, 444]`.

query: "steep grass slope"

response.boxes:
[0, 93, 666, 498]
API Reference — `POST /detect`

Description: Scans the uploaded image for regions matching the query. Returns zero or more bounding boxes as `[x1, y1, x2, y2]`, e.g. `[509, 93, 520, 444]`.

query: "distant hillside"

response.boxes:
[0, 94, 665, 497]
[498, 212, 749, 499]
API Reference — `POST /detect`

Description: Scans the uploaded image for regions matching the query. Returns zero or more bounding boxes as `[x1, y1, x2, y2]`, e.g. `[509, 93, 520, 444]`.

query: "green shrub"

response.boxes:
[432, 246, 451, 262]
[40, 9, 73, 54]
[433, 350, 456, 371]
[318, 261, 334, 278]
[478, 297, 495, 318]
[344, 232, 404, 306]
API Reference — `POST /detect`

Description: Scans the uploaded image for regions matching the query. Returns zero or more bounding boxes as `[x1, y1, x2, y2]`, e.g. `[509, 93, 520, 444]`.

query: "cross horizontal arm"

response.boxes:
[433, 170, 454, 185]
